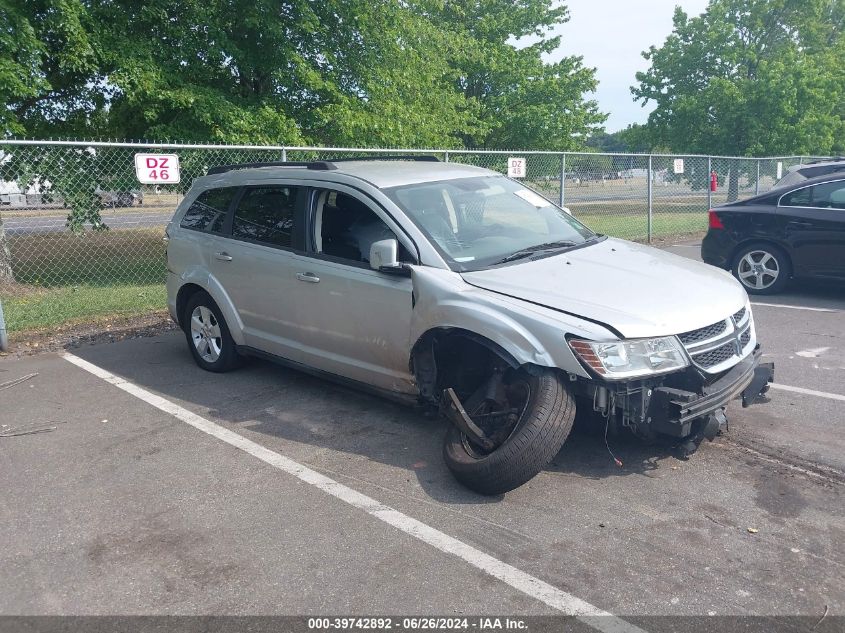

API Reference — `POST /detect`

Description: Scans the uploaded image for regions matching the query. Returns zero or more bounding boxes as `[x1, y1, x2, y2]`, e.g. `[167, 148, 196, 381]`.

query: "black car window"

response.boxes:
[232, 186, 298, 248]
[314, 191, 411, 264]
[781, 181, 845, 209]
[180, 187, 238, 233]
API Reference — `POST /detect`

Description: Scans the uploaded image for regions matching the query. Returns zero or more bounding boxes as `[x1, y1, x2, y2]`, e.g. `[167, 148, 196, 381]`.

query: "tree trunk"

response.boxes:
[727, 162, 739, 202]
[0, 216, 14, 283]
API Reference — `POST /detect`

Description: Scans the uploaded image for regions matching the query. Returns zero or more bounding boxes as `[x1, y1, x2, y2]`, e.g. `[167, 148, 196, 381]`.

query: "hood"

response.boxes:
[461, 238, 747, 339]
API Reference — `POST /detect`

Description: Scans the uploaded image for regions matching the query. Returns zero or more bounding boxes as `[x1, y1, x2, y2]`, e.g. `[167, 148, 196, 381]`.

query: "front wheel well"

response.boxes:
[410, 328, 543, 405]
[175, 283, 206, 330]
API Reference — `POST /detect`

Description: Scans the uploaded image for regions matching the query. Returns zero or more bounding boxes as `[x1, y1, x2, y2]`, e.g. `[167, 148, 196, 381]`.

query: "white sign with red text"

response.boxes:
[507, 157, 526, 178]
[134, 154, 181, 184]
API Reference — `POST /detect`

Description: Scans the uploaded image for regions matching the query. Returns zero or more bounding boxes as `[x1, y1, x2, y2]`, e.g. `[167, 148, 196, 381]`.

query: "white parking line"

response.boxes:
[770, 383, 845, 402]
[751, 302, 838, 313]
[60, 352, 643, 633]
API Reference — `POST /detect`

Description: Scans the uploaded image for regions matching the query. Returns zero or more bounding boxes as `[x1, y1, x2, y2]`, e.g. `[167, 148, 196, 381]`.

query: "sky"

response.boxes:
[550, 0, 711, 133]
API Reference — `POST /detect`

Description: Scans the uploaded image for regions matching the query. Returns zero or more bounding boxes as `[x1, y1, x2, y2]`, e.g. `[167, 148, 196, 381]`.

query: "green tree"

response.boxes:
[633, 0, 845, 197]
[419, 0, 605, 149]
[0, 0, 102, 139]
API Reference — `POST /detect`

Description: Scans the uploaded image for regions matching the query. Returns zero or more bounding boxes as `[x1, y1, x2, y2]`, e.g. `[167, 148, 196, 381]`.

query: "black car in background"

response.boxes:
[702, 172, 845, 294]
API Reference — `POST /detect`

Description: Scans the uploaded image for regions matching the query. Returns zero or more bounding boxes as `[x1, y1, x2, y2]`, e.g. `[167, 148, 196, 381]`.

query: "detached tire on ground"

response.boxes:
[442, 368, 576, 495]
[183, 290, 241, 372]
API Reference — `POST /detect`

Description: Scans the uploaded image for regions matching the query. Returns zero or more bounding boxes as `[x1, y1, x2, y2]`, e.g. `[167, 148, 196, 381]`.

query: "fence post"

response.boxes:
[0, 298, 7, 352]
[756, 160, 760, 196]
[647, 155, 653, 244]
[559, 154, 566, 207]
[707, 156, 712, 210]
[281, 147, 287, 162]
[443, 150, 449, 163]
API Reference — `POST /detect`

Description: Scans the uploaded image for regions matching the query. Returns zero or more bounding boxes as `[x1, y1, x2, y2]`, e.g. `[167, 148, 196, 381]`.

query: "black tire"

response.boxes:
[183, 291, 241, 372]
[442, 368, 575, 495]
[731, 242, 790, 295]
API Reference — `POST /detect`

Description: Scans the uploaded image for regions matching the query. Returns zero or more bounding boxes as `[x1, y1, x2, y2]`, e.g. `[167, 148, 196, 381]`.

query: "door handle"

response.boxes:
[214, 252, 233, 262]
[787, 221, 813, 228]
[296, 272, 320, 283]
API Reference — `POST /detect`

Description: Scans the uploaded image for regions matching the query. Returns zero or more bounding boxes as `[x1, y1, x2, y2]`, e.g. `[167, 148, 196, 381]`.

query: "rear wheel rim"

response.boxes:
[190, 305, 222, 362]
[737, 250, 780, 290]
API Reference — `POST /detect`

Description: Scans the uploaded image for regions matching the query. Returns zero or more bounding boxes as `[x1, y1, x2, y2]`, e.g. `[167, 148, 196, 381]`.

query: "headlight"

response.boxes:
[568, 336, 689, 379]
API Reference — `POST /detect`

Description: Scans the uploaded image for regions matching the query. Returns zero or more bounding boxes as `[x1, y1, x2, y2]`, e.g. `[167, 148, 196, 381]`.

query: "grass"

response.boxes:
[4, 283, 166, 333]
[574, 209, 706, 241]
[1, 228, 167, 333]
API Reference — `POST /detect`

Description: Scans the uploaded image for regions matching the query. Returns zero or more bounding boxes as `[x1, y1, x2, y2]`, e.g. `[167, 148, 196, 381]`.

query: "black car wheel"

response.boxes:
[732, 243, 790, 295]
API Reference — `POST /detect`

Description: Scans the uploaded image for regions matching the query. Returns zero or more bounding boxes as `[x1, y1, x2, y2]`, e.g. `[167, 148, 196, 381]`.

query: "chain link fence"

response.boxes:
[0, 139, 828, 336]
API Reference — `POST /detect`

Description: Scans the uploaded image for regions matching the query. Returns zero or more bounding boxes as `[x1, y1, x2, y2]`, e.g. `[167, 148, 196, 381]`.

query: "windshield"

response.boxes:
[385, 176, 596, 271]
[773, 171, 807, 188]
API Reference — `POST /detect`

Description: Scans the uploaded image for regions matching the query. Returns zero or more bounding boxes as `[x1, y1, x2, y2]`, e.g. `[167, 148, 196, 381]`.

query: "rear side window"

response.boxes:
[180, 187, 238, 233]
[781, 181, 845, 209]
[232, 186, 298, 248]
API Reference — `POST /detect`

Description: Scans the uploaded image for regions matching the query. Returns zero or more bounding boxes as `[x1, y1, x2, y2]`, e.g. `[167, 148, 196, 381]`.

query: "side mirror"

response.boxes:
[370, 238, 400, 271]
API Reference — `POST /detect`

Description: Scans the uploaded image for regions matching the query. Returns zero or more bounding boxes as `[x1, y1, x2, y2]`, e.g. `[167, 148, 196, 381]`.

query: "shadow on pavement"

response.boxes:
[70, 332, 686, 504]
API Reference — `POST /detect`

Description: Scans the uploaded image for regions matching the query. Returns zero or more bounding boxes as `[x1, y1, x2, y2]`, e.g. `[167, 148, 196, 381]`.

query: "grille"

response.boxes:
[740, 328, 751, 347]
[692, 341, 737, 368]
[733, 307, 747, 324]
[678, 320, 727, 345]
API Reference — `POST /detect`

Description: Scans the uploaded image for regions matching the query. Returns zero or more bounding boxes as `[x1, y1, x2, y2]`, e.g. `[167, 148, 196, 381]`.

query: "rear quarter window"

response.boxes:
[180, 187, 239, 233]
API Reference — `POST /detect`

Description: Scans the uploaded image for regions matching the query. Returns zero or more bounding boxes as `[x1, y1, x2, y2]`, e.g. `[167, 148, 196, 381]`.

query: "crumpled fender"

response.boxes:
[409, 266, 613, 376]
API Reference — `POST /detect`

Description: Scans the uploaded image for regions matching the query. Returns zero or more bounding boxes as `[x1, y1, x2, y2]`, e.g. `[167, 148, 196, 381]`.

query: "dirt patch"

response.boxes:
[1, 310, 179, 358]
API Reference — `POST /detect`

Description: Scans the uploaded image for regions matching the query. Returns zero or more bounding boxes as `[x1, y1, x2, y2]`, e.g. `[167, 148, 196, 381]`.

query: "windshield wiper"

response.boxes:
[493, 240, 579, 264]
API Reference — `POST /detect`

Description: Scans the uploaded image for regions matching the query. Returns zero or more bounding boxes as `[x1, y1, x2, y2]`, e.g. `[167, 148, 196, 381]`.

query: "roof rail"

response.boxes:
[326, 155, 441, 163]
[206, 155, 440, 175]
[207, 161, 337, 175]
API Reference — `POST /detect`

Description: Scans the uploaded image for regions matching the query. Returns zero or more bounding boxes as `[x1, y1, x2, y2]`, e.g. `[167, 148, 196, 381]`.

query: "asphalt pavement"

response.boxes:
[2, 208, 173, 235]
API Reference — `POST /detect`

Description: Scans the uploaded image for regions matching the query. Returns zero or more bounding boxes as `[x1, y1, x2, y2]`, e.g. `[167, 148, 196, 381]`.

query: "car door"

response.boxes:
[286, 187, 417, 394]
[210, 183, 306, 361]
[778, 179, 845, 278]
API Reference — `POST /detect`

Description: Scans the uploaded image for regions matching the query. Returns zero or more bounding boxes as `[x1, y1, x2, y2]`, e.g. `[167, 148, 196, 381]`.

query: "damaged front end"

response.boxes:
[569, 307, 774, 455]
[577, 346, 774, 456]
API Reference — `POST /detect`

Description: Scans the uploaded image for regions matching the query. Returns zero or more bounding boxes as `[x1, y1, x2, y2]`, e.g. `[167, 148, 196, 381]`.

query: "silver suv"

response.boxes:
[166, 157, 774, 494]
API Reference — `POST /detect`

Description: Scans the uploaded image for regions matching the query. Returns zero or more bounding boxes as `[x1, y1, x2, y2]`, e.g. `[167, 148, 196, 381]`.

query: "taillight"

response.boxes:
[708, 210, 724, 229]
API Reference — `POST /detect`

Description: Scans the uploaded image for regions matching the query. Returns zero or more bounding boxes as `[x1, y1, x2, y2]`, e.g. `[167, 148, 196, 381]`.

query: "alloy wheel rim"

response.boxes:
[738, 250, 779, 290]
[190, 305, 222, 362]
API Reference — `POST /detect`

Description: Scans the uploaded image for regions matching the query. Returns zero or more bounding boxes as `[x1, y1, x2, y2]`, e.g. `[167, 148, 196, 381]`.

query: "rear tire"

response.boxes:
[731, 243, 790, 295]
[442, 368, 575, 495]
[183, 291, 241, 372]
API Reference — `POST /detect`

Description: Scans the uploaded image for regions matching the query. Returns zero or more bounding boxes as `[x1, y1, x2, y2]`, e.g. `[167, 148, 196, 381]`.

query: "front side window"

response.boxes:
[180, 187, 238, 233]
[385, 176, 596, 271]
[781, 181, 845, 209]
[313, 190, 411, 265]
[232, 186, 298, 248]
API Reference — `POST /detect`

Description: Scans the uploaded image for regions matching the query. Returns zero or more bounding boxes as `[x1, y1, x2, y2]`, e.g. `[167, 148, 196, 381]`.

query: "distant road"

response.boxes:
[3, 210, 173, 235]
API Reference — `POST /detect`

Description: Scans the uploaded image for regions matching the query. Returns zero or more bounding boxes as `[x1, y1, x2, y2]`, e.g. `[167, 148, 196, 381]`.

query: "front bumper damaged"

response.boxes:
[646, 346, 774, 438]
